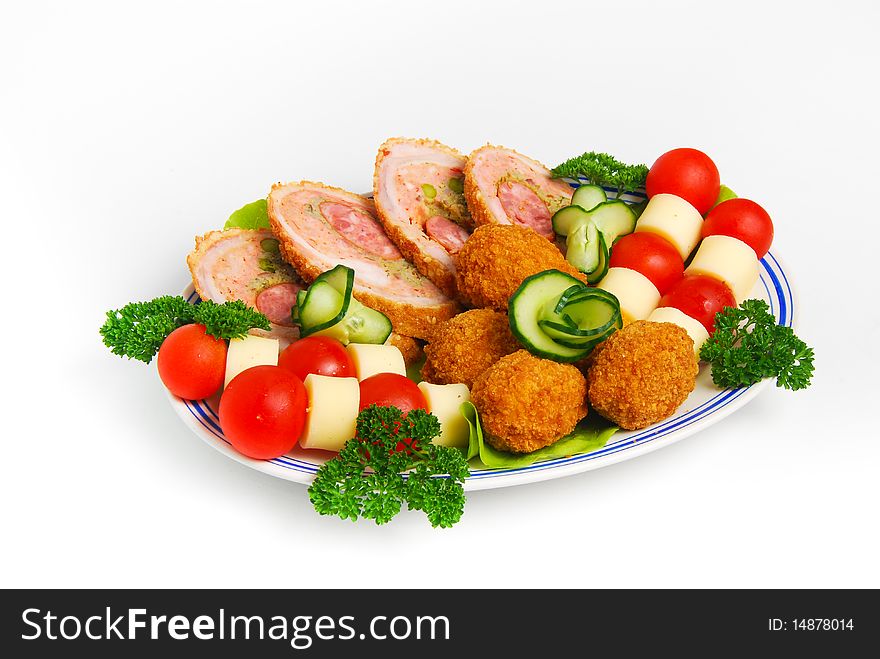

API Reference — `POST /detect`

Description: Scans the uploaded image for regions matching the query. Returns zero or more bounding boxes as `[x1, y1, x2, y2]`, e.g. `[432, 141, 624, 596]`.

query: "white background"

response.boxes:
[2, 0, 878, 589]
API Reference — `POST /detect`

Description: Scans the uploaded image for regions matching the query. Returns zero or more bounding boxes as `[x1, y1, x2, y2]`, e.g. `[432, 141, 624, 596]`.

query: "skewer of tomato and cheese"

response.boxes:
[649, 198, 774, 355]
[594, 199, 689, 324]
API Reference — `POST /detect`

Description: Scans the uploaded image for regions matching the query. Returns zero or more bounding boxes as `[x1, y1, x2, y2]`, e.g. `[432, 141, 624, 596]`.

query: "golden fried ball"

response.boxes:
[471, 350, 588, 453]
[421, 309, 520, 389]
[586, 321, 698, 430]
[455, 224, 585, 310]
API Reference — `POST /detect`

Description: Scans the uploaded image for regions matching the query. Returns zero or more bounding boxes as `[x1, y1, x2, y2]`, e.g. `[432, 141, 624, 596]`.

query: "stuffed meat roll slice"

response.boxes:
[268, 181, 459, 339]
[187, 228, 304, 346]
[464, 145, 573, 240]
[373, 137, 472, 297]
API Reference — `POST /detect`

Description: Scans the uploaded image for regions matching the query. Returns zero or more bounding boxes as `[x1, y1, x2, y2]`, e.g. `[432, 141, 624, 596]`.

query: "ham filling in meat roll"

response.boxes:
[187, 228, 304, 346]
[268, 181, 459, 340]
[373, 137, 473, 297]
[464, 145, 573, 240]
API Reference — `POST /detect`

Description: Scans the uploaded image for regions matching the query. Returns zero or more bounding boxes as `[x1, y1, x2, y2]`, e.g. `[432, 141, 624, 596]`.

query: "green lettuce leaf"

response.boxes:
[224, 198, 270, 230]
[460, 401, 617, 469]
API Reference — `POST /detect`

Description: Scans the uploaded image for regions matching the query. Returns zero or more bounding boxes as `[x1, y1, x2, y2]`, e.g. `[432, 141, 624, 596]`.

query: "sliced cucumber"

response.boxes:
[560, 295, 620, 335]
[571, 184, 607, 212]
[537, 320, 602, 347]
[551, 204, 590, 236]
[585, 231, 609, 284]
[565, 219, 601, 274]
[508, 269, 625, 362]
[508, 270, 591, 362]
[589, 200, 637, 245]
[295, 264, 392, 344]
[299, 279, 349, 334]
[310, 296, 392, 344]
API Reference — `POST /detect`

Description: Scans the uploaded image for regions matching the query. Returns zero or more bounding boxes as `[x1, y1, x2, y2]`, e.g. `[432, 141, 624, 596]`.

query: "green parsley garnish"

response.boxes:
[100, 296, 270, 363]
[309, 405, 470, 528]
[551, 151, 648, 197]
[700, 299, 814, 390]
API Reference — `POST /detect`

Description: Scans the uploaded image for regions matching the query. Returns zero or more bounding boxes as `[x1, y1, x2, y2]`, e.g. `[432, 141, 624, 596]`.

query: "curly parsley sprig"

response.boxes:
[309, 405, 470, 528]
[100, 296, 270, 363]
[551, 151, 648, 197]
[700, 299, 814, 390]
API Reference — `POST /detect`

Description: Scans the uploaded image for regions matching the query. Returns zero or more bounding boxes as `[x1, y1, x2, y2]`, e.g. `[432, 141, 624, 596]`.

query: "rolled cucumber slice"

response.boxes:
[589, 200, 637, 245]
[552, 204, 590, 236]
[585, 231, 609, 284]
[311, 296, 392, 345]
[565, 220, 601, 274]
[508, 270, 591, 362]
[296, 264, 392, 344]
[571, 184, 607, 212]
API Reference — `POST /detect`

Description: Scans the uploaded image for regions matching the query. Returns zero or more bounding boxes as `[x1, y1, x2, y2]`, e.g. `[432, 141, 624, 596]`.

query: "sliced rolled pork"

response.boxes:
[373, 138, 473, 297]
[186, 228, 304, 346]
[464, 145, 573, 240]
[268, 181, 460, 339]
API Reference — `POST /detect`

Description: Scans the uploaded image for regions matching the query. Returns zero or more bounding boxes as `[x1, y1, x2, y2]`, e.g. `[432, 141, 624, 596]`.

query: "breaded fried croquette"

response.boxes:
[587, 321, 698, 430]
[471, 350, 588, 453]
[422, 309, 520, 388]
[454, 224, 586, 310]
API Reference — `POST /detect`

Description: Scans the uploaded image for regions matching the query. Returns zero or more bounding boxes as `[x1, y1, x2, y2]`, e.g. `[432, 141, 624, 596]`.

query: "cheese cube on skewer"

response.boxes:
[417, 382, 471, 449]
[685, 234, 759, 303]
[346, 343, 406, 381]
[597, 267, 661, 325]
[299, 375, 360, 452]
[635, 193, 703, 260]
[224, 335, 279, 387]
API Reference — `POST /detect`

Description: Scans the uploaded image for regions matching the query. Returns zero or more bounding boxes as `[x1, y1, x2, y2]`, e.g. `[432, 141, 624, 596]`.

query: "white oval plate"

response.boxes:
[168, 184, 796, 491]
[169, 252, 794, 491]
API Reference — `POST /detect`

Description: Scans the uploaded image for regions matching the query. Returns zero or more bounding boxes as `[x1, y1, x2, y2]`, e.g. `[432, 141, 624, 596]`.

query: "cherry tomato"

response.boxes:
[358, 373, 427, 455]
[659, 275, 736, 334]
[609, 232, 684, 295]
[358, 373, 427, 414]
[646, 148, 720, 215]
[278, 336, 355, 381]
[702, 198, 774, 259]
[219, 365, 307, 460]
[157, 324, 227, 400]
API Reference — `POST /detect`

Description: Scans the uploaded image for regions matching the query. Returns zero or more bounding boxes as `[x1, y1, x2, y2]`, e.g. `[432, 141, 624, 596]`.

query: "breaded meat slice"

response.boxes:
[464, 145, 573, 240]
[471, 350, 588, 454]
[421, 309, 520, 389]
[187, 228, 304, 346]
[587, 321, 698, 430]
[268, 181, 460, 340]
[373, 138, 473, 298]
[455, 224, 586, 310]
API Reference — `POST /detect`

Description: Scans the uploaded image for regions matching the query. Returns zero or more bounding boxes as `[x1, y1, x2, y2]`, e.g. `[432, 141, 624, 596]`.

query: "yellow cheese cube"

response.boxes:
[224, 334, 279, 387]
[597, 267, 661, 325]
[635, 193, 703, 260]
[647, 306, 710, 357]
[685, 234, 759, 303]
[300, 375, 360, 452]
[417, 382, 471, 449]
[346, 343, 406, 381]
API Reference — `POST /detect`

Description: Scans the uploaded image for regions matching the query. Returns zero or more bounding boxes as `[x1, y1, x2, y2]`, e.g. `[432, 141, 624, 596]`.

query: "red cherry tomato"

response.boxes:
[157, 324, 227, 400]
[358, 373, 427, 414]
[609, 232, 684, 295]
[702, 198, 774, 259]
[278, 336, 355, 381]
[358, 373, 428, 455]
[659, 275, 736, 335]
[219, 365, 307, 460]
[646, 148, 720, 215]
